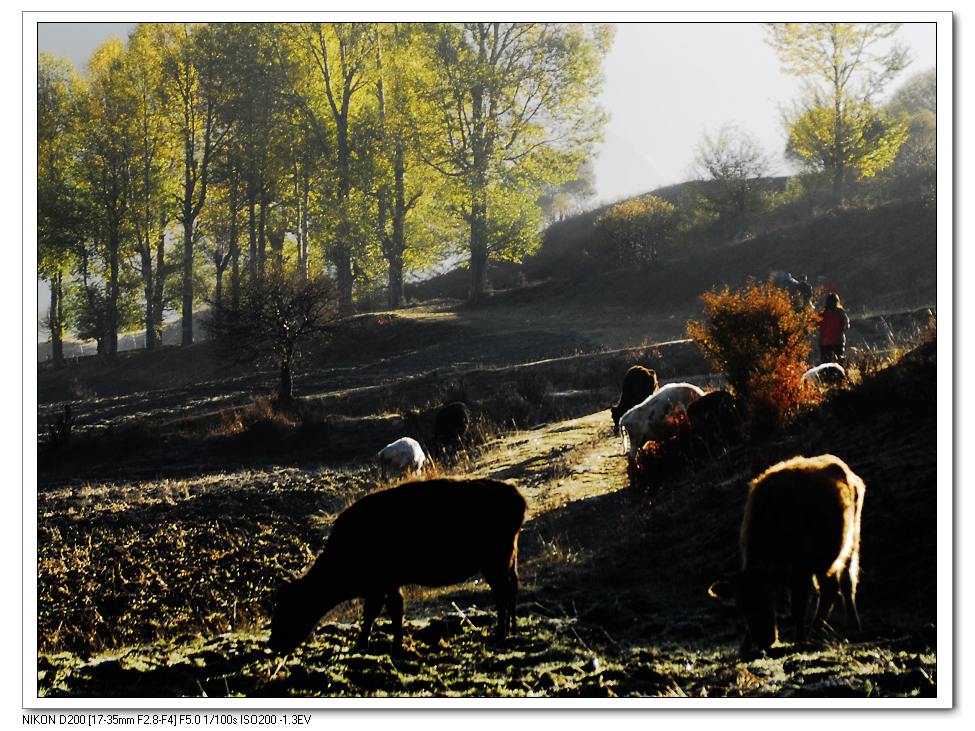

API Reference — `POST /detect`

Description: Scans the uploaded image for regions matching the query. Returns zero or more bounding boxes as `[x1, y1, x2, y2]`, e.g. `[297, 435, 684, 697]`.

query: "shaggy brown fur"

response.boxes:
[269, 478, 527, 655]
[610, 365, 659, 434]
[709, 454, 865, 652]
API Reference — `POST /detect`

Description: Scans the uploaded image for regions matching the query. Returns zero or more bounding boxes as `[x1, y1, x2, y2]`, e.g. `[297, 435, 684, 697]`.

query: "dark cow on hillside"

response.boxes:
[708, 454, 865, 654]
[269, 478, 527, 655]
[434, 401, 471, 450]
[610, 365, 659, 435]
[686, 390, 742, 452]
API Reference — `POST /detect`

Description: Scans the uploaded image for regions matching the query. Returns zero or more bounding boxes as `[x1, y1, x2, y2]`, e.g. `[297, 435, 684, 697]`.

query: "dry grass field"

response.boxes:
[36, 304, 937, 698]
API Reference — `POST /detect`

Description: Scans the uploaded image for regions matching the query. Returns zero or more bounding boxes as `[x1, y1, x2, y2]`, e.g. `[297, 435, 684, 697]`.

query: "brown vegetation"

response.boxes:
[687, 281, 818, 431]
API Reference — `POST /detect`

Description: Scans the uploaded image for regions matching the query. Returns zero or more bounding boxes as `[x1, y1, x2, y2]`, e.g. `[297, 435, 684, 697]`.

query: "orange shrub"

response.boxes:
[686, 281, 817, 430]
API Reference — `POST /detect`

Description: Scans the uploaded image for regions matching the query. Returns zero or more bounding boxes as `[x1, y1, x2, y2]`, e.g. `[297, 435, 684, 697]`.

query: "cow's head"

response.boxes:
[708, 569, 778, 652]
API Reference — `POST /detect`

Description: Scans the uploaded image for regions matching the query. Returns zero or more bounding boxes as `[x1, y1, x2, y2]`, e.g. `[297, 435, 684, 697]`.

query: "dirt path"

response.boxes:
[472, 410, 627, 519]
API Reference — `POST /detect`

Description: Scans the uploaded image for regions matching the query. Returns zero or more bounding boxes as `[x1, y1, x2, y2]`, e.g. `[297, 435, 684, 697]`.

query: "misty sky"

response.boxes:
[35, 21, 937, 325]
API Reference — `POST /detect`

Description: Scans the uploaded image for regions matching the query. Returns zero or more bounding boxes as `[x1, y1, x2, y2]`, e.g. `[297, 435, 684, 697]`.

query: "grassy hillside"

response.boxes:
[34, 174, 939, 699]
[37, 336, 937, 698]
[410, 184, 935, 321]
[528, 197, 934, 312]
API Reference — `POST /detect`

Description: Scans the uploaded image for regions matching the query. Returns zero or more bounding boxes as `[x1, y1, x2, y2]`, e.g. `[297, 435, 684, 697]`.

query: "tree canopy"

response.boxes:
[766, 22, 911, 202]
[36, 22, 613, 359]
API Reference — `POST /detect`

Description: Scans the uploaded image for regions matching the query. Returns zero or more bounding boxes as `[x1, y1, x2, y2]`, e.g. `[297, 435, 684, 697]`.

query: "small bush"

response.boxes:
[46, 404, 75, 451]
[482, 385, 535, 430]
[592, 194, 677, 268]
[686, 281, 817, 430]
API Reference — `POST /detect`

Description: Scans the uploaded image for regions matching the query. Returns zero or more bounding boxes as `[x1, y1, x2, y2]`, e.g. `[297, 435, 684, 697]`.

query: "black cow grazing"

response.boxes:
[434, 401, 471, 450]
[610, 365, 659, 434]
[269, 478, 526, 655]
[708, 454, 865, 654]
[686, 390, 742, 451]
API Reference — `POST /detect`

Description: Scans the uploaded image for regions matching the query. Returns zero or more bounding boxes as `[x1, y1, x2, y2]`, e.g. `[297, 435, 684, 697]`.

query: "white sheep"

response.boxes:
[377, 437, 427, 479]
[619, 382, 705, 461]
[801, 362, 846, 388]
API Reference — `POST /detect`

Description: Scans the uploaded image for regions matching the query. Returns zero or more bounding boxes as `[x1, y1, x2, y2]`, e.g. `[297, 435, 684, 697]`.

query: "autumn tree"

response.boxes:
[38, 53, 86, 365]
[123, 25, 178, 350]
[285, 22, 378, 316]
[81, 38, 138, 355]
[766, 22, 911, 203]
[157, 23, 229, 346]
[693, 124, 770, 239]
[422, 22, 613, 302]
[372, 24, 430, 308]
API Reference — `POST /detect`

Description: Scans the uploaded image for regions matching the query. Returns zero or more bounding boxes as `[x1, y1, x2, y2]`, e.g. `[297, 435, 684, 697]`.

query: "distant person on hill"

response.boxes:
[795, 274, 813, 310]
[818, 293, 851, 365]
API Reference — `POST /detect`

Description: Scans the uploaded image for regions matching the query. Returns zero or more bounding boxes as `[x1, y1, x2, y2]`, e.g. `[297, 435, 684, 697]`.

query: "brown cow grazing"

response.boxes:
[269, 478, 527, 655]
[708, 454, 865, 654]
[610, 365, 659, 435]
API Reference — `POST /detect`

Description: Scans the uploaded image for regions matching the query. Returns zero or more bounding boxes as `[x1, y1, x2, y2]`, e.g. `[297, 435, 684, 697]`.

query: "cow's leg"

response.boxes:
[355, 593, 384, 651]
[840, 570, 862, 633]
[386, 587, 405, 650]
[484, 567, 510, 641]
[790, 572, 813, 642]
[817, 573, 841, 627]
[507, 553, 519, 635]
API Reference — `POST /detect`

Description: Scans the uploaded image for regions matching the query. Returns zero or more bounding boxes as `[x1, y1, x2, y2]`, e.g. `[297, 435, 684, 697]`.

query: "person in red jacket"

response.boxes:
[818, 292, 851, 365]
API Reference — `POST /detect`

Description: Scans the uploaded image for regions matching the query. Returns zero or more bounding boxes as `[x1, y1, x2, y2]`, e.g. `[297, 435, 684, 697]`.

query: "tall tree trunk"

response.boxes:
[152, 225, 167, 346]
[468, 186, 489, 304]
[831, 165, 845, 205]
[247, 196, 258, 282]
[230, 220, 241, 310]
[300, 176, 310, 280]
[107, 228, 120, 355]
[49, 273, 63, 367]
[832, 83, 845, 205]
[293, 160, 307, 281]
[335, 245, 354, 315]
[257, 194, 268, 275]
[278, 356, 293, 401]
[268, 229, 285, 272]
[468, 68, 491, 305]
[388, 253, 404, 310]
[142, 242, 156, 351]
[231, 252, 241, 308]
[387, 145, 407, 309]
[226, 178, 241, 307]
[214, 262, 224, 308]
[181, 218, 194, 346]
[335, 118, 354, 315]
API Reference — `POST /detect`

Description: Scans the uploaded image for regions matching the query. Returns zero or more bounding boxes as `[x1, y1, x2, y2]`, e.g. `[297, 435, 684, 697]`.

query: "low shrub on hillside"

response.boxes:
[209, 397, 331, 449]
[592, 194, 677, 268]
[686, 281, 817, 431]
